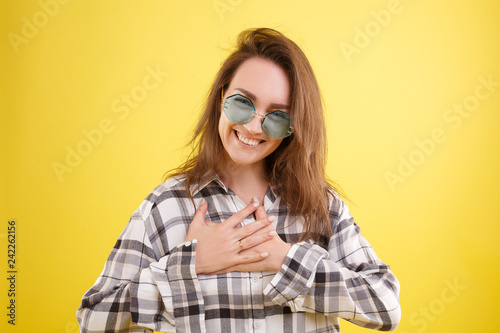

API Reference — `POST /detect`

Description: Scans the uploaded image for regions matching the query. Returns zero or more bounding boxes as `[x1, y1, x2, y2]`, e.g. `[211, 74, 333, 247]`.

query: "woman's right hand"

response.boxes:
[185, 198, 276, 275]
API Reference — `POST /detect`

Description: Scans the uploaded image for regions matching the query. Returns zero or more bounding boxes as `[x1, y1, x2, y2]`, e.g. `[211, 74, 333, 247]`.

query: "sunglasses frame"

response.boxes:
[222, 92, 293, 139]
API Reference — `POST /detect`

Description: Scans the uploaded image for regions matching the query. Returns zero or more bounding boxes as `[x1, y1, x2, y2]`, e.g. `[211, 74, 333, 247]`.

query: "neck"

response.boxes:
[217, 159, 269, 206]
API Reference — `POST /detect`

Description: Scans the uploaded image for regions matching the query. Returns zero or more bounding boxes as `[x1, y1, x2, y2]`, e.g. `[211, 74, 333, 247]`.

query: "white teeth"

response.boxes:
[236, 131, 260, 146]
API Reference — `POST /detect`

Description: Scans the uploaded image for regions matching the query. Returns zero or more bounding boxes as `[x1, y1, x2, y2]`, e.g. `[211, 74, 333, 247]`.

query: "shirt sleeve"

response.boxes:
[76, 201, 206, 332]
[263, 196, 401, 331]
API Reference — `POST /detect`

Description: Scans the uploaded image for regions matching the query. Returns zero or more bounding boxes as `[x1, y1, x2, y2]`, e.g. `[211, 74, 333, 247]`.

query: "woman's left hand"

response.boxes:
[210, 205, 291, 274]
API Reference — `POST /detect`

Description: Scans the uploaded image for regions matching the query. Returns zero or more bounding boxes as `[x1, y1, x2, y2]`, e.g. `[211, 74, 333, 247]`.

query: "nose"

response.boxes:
[244, 111, 265, 135]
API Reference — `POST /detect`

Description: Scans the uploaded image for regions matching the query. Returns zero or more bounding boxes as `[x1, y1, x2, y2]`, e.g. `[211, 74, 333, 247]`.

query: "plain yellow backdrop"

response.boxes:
[1, 0, 499, 332]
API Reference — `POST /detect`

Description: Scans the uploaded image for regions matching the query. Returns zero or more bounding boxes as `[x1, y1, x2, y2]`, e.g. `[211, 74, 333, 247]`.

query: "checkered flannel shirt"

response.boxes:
[76, 175, 400, 332]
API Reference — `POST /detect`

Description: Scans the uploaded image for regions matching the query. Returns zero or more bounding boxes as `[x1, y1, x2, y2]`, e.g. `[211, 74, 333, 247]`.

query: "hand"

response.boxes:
[209, 205, 292, 274]
[185, 198, 276, 275]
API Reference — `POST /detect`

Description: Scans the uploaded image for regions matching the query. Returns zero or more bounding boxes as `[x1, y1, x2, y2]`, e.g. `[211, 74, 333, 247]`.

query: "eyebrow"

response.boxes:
[234, 87, 291, 110]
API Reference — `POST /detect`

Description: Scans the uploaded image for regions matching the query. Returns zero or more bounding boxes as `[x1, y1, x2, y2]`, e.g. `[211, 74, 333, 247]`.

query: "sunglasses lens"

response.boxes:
[262, 111, 292, 139]
[224, 95, 255, 124]
[224, 94, 292, 139]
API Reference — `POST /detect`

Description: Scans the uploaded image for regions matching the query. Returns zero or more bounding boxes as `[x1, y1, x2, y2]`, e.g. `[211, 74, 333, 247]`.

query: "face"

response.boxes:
[218, 57, 291, 169]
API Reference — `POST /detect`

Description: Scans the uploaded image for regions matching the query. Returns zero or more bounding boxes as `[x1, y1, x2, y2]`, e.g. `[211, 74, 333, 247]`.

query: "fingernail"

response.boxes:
[261, 252, 269, 258]
[269, 231, 277, 237]
[200, 198, 205, 205]
[268, 215, 276, 222]
[253, 197, 260, 207]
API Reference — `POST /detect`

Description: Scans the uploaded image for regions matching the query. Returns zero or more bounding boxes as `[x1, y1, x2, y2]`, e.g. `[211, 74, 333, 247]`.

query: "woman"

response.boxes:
[77, 28, 401, 332]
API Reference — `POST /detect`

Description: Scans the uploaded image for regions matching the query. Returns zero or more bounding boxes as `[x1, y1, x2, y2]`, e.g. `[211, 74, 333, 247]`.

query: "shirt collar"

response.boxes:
[190, 172, 228, 196]
[190, 173, 277, 205]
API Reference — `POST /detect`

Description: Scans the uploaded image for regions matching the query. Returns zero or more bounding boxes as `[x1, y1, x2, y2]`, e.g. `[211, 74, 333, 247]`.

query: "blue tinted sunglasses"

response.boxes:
[222, 94, 293, 139]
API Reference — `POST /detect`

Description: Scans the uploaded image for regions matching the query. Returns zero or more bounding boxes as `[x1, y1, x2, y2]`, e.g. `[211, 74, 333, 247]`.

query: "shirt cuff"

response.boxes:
[166, 240, 206, 332]
[263, 242, 329, 310]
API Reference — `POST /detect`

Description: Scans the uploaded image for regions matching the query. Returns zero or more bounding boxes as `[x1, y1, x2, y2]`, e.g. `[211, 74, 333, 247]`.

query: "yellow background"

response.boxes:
[1, 0, 499, 332]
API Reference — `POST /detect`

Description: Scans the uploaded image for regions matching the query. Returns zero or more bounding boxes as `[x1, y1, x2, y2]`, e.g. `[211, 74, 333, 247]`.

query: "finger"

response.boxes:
[254, 204, 268, 221]
[205, 221, 218, 226]
[205, 252, 269, 275]
[186, 199, 209, 241]
[237, 251, 269, 265]
[239, 225, 276, 250]
[236, 215, 275, 240]
[192, 199, 208, 226]
[222, 197, 260, 229]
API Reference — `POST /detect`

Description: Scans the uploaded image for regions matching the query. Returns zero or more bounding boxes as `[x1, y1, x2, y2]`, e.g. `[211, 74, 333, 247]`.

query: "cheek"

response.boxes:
[218, 114, 233, 143]
[268, 139, 283, 152]
[218, 114, 225, 137]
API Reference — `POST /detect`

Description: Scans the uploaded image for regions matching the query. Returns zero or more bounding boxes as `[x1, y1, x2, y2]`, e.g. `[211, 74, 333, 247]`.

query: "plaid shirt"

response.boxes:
[76, 176, 400, 332]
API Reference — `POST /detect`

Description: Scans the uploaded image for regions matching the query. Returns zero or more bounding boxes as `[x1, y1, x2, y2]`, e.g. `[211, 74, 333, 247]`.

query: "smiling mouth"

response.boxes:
[235, 131, 262, 147]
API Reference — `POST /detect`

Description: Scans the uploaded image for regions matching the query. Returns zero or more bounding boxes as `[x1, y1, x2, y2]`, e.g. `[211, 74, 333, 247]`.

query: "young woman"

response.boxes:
[77, 28, 401, 332]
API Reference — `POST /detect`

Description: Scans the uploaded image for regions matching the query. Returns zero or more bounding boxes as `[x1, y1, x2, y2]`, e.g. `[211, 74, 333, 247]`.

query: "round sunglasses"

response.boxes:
[223, 94, 293, 139]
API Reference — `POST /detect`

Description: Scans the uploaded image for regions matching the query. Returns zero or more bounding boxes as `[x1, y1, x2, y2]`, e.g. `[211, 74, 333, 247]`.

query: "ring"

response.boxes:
[239, 241, 244, 251]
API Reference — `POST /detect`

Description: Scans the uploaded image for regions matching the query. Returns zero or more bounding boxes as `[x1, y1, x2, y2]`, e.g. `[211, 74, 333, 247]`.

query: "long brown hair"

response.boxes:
[165, 28, 346, 245]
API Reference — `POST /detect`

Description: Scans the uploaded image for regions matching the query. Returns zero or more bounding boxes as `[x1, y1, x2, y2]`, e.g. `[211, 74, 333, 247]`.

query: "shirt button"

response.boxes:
[254, 321, 261, 329]
[184, 241, 192, 247]
[252, 275, 259, 282]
